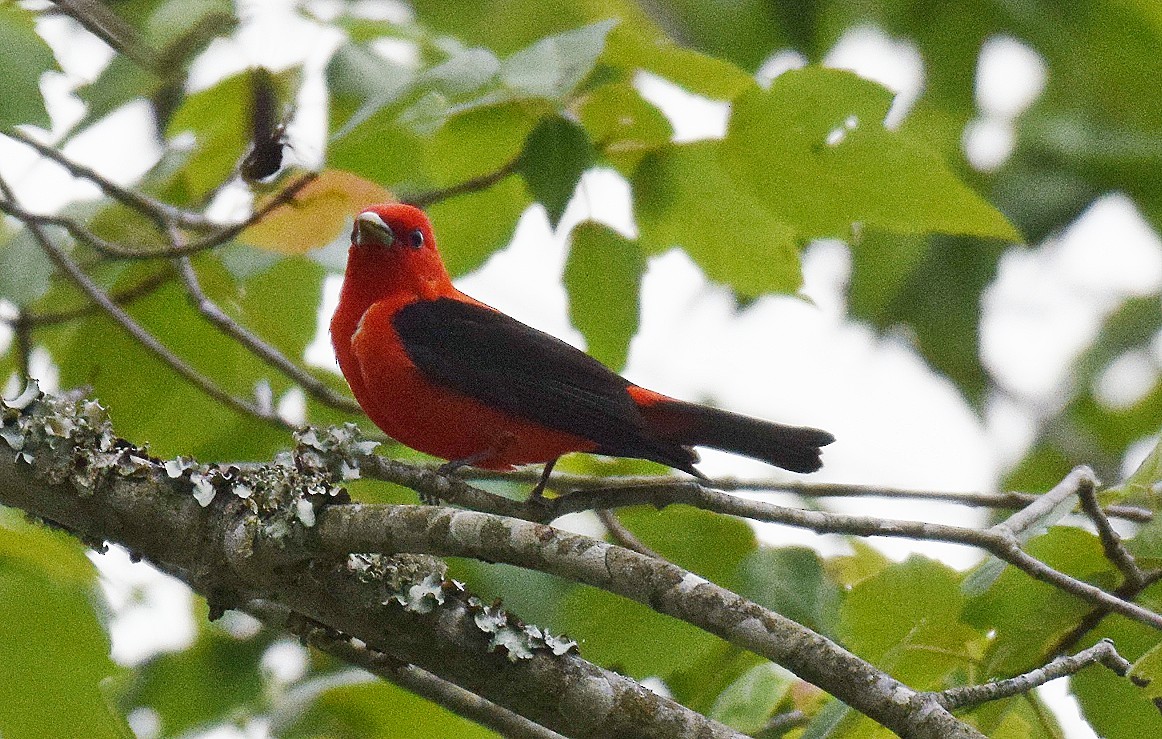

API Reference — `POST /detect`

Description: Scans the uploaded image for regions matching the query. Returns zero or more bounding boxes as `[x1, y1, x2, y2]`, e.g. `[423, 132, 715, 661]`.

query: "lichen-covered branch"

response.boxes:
[0, 392, 750, 739]
[247, 600, 568, 739]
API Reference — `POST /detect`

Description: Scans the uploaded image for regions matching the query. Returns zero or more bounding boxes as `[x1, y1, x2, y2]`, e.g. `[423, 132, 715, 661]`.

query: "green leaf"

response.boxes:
[603, 24, 755, 100]
[963, 527, 1112, 677]
[737, 547, 842, 638]
[143, 0, 234, 56]
[722, 67, 1021, 242]
[425, 101, 540, 187]
[1129, 639, 1162, 701]
[0, 520, 128, 739]
[426, 175, 532, 277]
[614, 504, 757, 588]
[285, 679, 496, 739]
[838, 556, 984, 689]
[846, 230, 929, 325]
[665, 645, 764, 715]
[577, 81, 673, 174]
[854, 232, 1003, 405]
[41, 269, 290, 461]
[0, 4, 57, 128]
[708, 662, 795, 733]
[556, 586, 723, 679]
[71, 55, 161, 138]
[518, 117, 595, 226]
[120, 622, 273, 736]
[165, 71, 250, 198]
[562, 222, 642, 370]
[1104, 418, 1162, 501]
[499, 20, 616, 100]
[0, 228, 55, 307]
[633, 142, 802, 297]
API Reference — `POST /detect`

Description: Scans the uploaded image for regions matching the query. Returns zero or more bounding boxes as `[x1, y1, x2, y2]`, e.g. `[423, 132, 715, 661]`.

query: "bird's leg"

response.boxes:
[425, 434, 516, 504]
[528, 457, 559, 505]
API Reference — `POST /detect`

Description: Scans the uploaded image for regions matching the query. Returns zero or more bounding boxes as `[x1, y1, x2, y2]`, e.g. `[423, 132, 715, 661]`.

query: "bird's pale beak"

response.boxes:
[354, 211, 395, 248]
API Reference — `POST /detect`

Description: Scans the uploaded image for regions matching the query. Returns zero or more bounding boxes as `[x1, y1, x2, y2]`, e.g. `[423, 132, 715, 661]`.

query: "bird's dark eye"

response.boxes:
[409, 229, 424, 249]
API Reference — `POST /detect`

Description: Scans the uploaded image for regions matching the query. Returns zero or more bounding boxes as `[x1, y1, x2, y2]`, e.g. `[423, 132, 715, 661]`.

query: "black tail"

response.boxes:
[641, 400, 834, 473]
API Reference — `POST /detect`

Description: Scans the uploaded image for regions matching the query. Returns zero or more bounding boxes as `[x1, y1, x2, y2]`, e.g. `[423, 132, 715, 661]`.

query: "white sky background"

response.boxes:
[4, 2, 1162, 737]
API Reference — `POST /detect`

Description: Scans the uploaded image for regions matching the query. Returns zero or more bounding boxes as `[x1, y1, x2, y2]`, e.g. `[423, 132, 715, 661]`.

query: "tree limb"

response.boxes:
[0, 394, 983, 739]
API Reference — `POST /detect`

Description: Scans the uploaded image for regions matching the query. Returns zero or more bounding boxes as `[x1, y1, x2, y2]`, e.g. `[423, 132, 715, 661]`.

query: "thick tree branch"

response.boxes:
[0, 395, 983, 739]
[248, 600, 567, 739]
[0, 401, 747, 739]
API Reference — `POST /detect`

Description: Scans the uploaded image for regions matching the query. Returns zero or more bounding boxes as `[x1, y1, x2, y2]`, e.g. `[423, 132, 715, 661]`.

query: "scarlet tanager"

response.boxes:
[330, 204, 834, 495]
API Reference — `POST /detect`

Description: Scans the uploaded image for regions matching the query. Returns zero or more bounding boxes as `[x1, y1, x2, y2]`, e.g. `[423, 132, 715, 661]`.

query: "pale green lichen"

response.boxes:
[467, 595, 578, 662]
[345, 553, 578, 661]
[0, 382, 147, 494]
[3, 387, 579, 662]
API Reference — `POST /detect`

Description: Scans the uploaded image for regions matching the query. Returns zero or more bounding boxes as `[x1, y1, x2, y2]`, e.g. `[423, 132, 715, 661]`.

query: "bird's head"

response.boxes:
[346, 203, 449, 294]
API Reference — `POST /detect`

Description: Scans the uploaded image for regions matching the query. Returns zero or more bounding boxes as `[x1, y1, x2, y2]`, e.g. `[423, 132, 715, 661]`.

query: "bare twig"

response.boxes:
[762, 710, 809, 736]
[1077, 475, 1145, 588]
[48, 0, 160, 69]
[0, 172, 317, 260]
[404, 162, 519, 208]
[932, 639, 1141, 711]
[4, 128, 209, 230]
[173, 254, 360, 413]
[596, 508, 661, 558]
[461, 469, 1153, 523]
[0, 174, 290, 429]
[3, 269, 172, 328]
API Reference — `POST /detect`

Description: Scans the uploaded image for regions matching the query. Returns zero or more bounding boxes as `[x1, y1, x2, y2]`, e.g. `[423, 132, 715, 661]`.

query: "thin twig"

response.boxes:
[461, 469, 1153, 523]
[1049, 568, 1162, 655]
[596, 509, 661, 558]
[173, 254, 361, 413]
[761, 710, 809, 736]
[48, 0, 160, 69]
[12, 310, 33, 379]
[4, 128, 209, 230]
[1, 269, 172, 328]
[403, 161, 519, 208]
[931, 639, 1141, 711]
[0, 173, 290, 430]
[1077, 475, 1145, 588]
[0, 172, 317, 260]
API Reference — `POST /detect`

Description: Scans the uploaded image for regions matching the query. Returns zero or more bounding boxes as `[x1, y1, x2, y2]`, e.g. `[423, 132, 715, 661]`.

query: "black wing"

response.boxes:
[392, 297, 697, 472]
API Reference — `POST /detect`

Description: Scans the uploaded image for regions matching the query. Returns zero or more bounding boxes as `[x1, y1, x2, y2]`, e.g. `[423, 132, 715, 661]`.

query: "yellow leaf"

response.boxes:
[240, 169, 392, 254]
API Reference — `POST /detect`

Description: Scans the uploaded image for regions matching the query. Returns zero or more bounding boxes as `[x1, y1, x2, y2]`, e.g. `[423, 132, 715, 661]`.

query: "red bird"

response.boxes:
[330, 203, 833, 495]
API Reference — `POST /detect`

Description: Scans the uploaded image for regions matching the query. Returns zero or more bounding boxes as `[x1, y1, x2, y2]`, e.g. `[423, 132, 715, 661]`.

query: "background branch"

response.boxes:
[932, 639, 1140, 711]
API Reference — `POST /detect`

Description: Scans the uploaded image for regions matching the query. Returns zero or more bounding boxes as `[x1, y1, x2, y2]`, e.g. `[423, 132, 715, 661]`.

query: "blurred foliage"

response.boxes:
[1, 0, 1161, 737]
